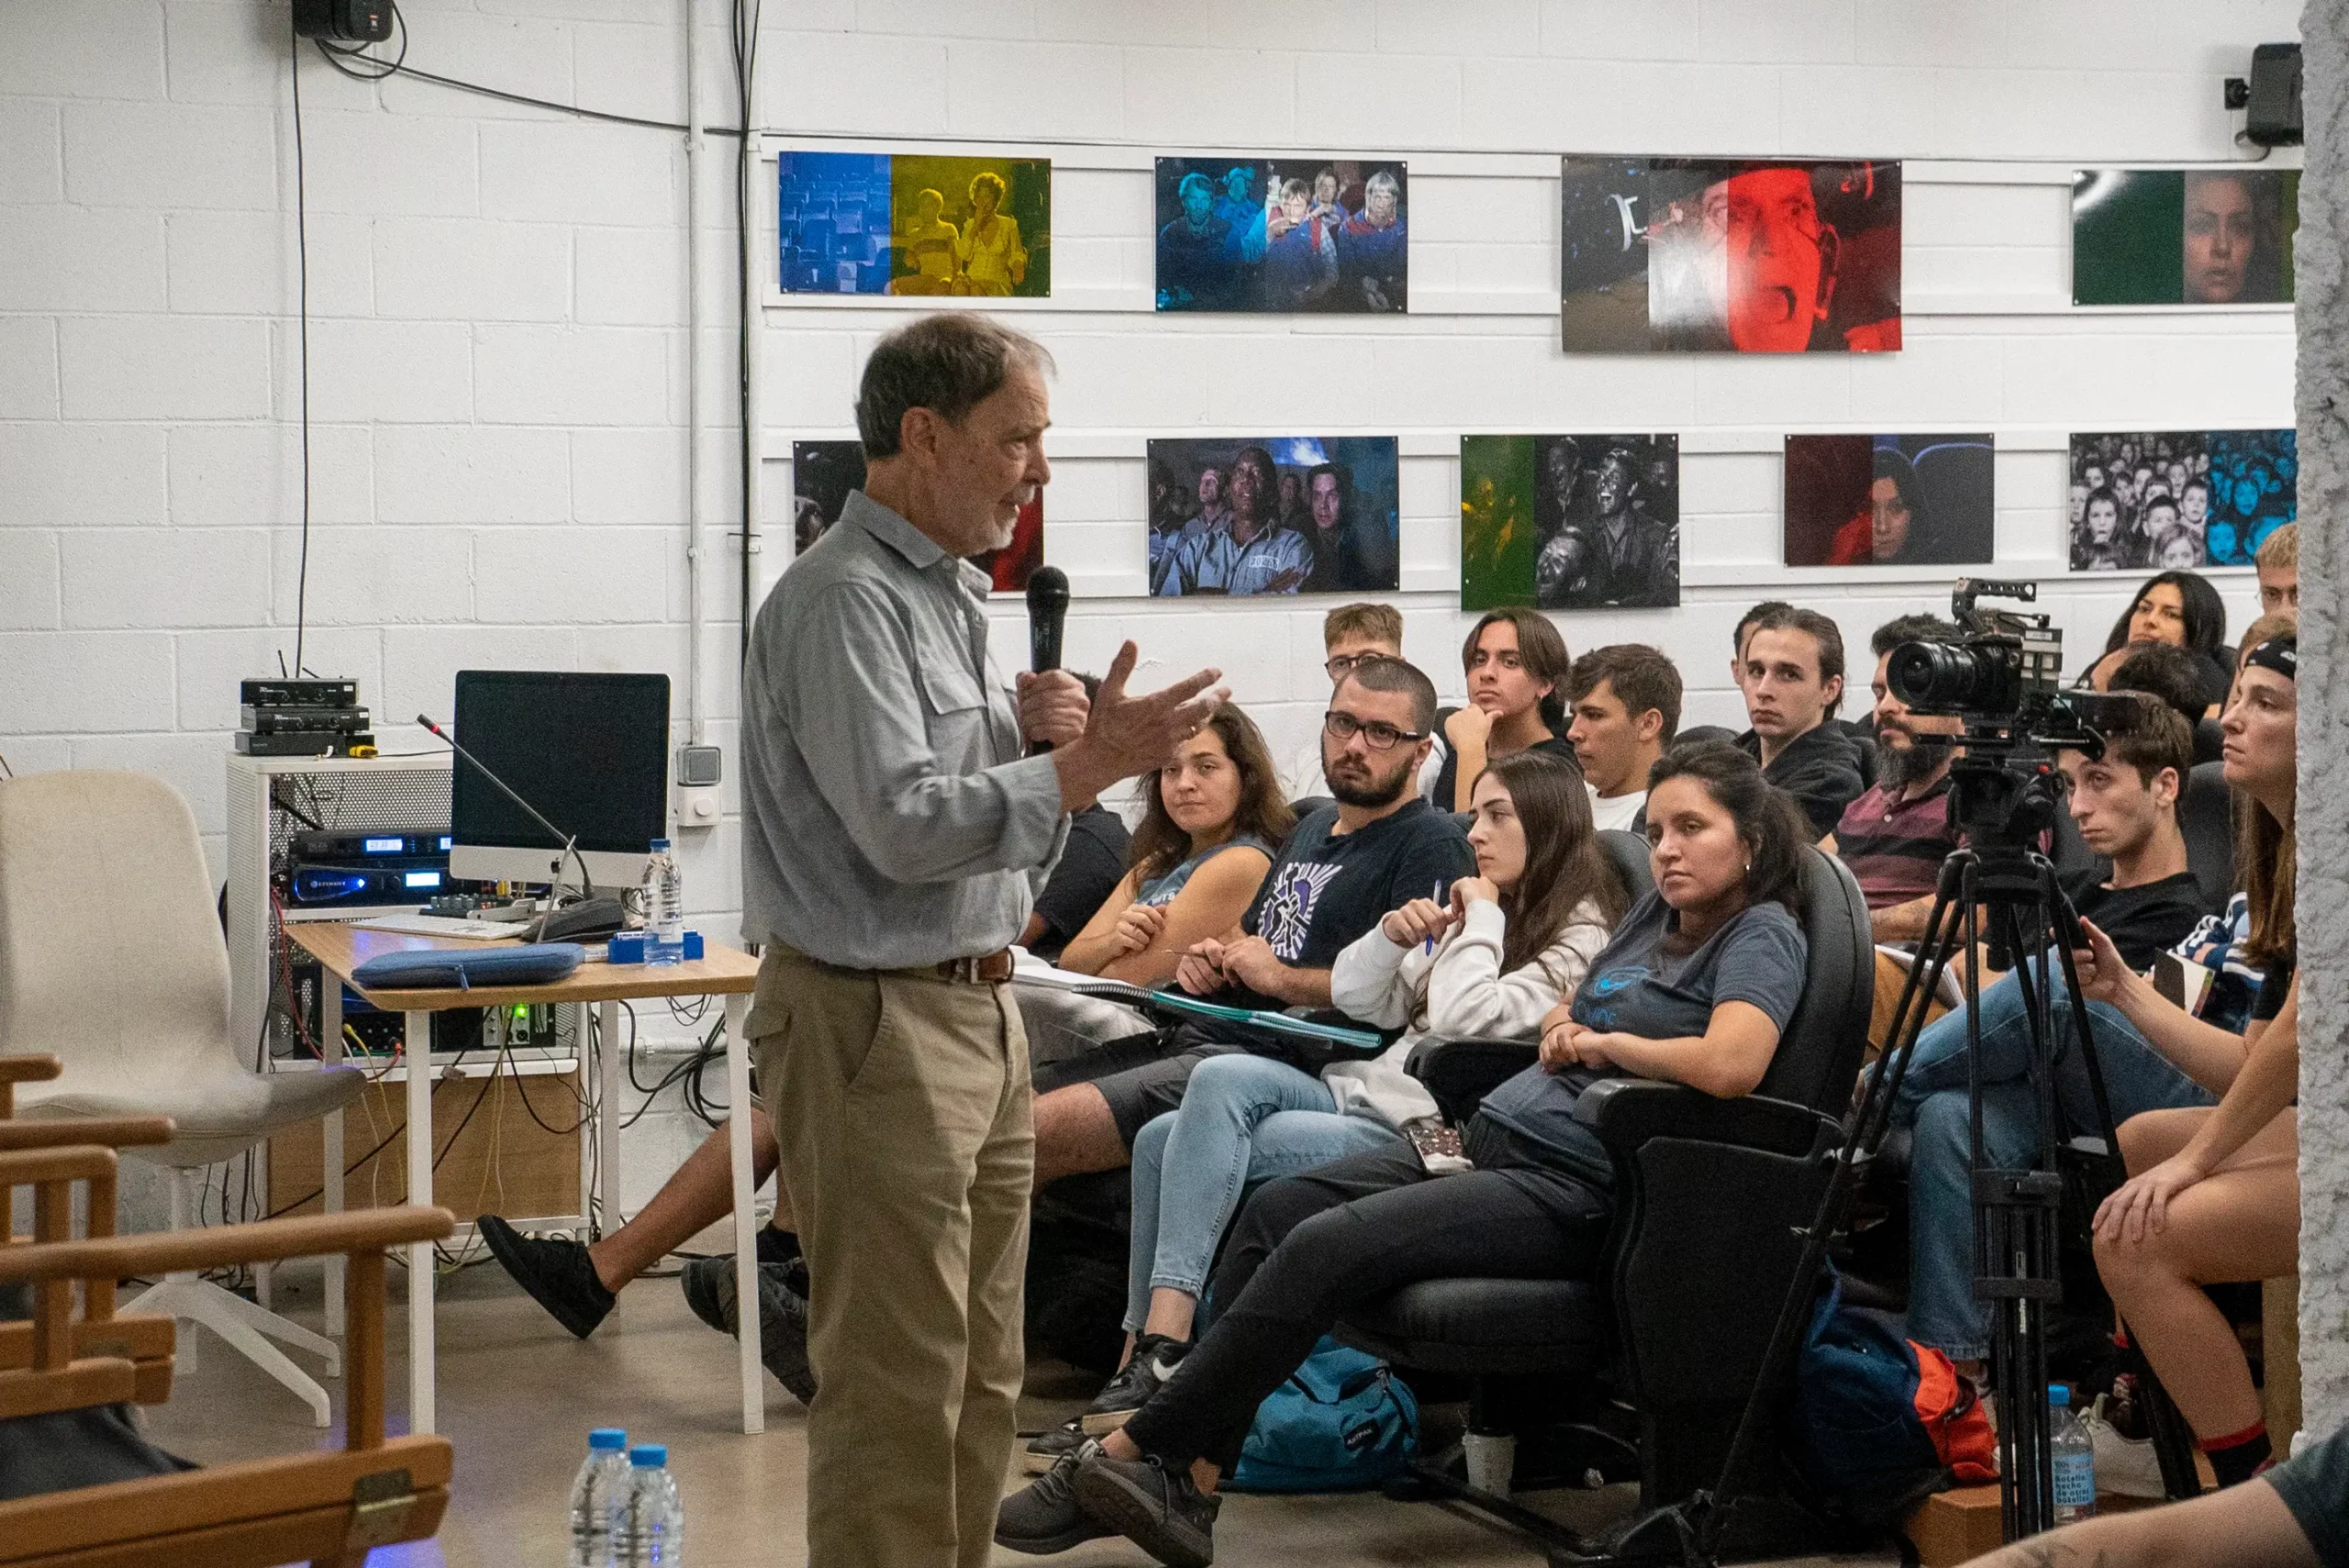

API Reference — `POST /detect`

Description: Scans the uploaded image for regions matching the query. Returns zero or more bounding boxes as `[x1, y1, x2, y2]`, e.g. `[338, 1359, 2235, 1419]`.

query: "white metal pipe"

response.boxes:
[682, 0, 706, 746]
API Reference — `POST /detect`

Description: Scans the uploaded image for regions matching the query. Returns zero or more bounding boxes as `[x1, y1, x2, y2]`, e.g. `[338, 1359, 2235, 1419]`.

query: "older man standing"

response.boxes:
[741, 312, 1224, 1568]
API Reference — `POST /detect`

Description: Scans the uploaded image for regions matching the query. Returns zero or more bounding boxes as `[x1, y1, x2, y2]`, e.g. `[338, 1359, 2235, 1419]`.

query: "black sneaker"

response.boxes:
[754, 1227, 801, 1269]
[1081, 1333, 1189, 1435]
[475, 1214, 614, 1340]
[1019, 1415, 1089, 1474]
[1073, 1448, 1220, 1568]
[995, 1436, 1115, 1555]
[680, 1255, 817, 1405]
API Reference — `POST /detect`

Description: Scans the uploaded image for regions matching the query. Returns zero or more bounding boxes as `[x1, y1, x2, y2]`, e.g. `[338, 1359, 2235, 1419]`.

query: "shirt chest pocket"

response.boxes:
[916, 656, 996, 765]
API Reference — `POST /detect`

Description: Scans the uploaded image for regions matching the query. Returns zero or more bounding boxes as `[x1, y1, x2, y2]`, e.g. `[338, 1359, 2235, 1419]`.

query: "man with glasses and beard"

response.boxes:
[1026, 656, 1475, 1189]
[1822, 616, 1968, 1053]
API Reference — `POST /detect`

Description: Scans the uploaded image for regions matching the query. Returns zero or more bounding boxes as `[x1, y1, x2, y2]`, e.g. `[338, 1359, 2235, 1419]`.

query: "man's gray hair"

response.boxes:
[1364, 169, 1401, 197]
[854, 312, 1054, 459]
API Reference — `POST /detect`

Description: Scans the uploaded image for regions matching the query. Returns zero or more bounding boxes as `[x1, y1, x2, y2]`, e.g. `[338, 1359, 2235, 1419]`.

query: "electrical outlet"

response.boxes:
[675, 744, 722, 829]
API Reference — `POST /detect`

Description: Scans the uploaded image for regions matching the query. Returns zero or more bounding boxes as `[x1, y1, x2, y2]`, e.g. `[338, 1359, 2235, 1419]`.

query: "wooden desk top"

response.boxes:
[282, 922, 763, 1012]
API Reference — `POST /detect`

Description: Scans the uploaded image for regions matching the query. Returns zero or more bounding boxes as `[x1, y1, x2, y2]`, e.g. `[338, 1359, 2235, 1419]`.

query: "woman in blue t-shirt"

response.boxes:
[995, 743, 1815, 1562]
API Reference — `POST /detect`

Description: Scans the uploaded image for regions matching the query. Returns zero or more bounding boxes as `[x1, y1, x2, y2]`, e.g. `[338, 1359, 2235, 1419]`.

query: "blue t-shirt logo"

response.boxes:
[1258, 862, 1343, 962]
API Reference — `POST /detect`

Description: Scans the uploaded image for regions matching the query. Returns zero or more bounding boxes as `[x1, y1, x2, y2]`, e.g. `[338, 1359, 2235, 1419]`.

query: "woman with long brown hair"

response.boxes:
[2091, 627, 2302, 1488]
[1010, 749, 1622, 1475]
[1054, 704, 1293, 987]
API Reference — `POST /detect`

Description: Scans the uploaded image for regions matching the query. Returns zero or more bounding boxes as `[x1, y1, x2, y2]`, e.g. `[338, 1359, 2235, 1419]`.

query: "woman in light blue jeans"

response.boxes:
[1048, 751, 1623, 1453]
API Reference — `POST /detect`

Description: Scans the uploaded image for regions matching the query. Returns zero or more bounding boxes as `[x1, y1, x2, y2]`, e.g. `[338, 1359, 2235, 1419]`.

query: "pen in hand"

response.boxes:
[1425, 880, 1441, 954]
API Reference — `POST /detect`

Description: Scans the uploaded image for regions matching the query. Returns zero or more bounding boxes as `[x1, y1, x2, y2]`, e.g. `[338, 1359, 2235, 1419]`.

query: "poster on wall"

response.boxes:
[1783, 434, 1995, 567]
[791, 440, 1043, 590]
[2072, 170, 2299, 306]
[775, 150, 1051, 297]
[1152, 158, 1408, 313]
[2067, 429, 2296, 571]
[1559, 157, 1901, 353]
[1147, 437, 1399, 595]
[1459, 435, 1679, 610]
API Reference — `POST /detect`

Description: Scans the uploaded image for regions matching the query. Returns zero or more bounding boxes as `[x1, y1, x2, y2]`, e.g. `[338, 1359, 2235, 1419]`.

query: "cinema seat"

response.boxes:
[1340, 845, 1874, 1563]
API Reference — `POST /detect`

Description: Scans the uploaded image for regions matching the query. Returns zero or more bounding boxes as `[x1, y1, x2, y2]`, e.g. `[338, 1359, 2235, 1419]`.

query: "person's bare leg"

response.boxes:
[2095, 1112, 2299, 1439]
[1141, 1287, 1198, 1344]
[1031, 1083, 1129, 1188]
[586, 1104, 781, 1292]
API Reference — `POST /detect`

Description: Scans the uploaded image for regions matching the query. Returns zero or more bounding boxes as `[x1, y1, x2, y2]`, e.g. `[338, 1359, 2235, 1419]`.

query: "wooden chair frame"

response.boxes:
[0, 1057, 457, 1568]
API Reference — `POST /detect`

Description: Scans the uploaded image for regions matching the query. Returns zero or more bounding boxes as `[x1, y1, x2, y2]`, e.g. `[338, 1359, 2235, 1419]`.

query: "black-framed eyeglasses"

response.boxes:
[1324, 711, 1425, 751]
[1324, 652, 1387, 680]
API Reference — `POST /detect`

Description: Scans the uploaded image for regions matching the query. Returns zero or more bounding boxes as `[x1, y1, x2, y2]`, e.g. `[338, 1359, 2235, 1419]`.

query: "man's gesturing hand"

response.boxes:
[1053, 641, 1227, 811]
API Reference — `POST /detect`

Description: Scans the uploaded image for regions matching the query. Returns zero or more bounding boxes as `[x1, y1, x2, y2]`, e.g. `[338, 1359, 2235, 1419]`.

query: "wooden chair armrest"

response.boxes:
[0, 1207, 455, 1286]
[0, 1146, 116, 1186]
[0, 1056, 62, 1088]
[0, 1118, 174, 1152]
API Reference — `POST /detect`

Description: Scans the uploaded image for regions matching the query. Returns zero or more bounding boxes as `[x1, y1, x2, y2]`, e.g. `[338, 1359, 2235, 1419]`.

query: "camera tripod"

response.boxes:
[1684, 751, 2136, 1557]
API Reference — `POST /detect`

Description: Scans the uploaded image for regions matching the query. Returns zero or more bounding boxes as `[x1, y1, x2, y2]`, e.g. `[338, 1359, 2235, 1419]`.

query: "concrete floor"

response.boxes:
[139, 1251, 1897, 1568]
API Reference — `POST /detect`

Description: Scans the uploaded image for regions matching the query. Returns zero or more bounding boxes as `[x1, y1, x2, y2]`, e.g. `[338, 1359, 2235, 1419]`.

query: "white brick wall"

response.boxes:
[0, 0, 2301, 1173]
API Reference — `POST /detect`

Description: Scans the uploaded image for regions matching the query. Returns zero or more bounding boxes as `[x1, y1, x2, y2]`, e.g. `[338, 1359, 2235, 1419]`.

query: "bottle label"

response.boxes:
[2052, 1451, 2096, 1508]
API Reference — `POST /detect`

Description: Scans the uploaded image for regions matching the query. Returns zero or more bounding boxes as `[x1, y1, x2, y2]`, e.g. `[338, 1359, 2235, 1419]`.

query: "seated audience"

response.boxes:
[1431, 608, 1581, 811]
[1030, 656, 1475, 1187]
[2254, 519, 2298, 617]
[2093, 569, 2232, 715]
[996, 742, 1812, 1563]
[1018, 751, 1620, 1472]
[2109, 640, 2221, 730]
[1889, 694, 2223, 1376]
[2094, 632, 2300, 1489]
[1278, 602, 1445, 805]
[1961, 1415, 2345, 1567]
[1564, 642, 1681, 832]
[1733, 603, 1867, 839]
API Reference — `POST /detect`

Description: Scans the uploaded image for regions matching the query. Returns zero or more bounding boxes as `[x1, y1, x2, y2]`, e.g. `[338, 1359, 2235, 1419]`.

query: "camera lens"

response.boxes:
[1887, 640, 1976, 709]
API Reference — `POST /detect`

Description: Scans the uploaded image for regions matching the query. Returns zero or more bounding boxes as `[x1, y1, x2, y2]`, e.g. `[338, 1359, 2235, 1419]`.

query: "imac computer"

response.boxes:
[448, 670, 670, 889]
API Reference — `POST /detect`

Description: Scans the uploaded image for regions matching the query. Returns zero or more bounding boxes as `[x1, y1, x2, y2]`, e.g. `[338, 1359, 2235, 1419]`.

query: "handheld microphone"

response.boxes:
[416, 713, 594, 901]
[1026, 566, 1070, 673]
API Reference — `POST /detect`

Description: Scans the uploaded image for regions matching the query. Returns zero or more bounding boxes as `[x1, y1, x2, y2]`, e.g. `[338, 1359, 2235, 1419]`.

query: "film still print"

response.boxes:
[1148, 438, 1400, 596]
[2068, 429, 2296, 571]
[1154, 158, 1408, 314]
[792, 440, 1043, 590]
[776, 150, 1051, 297]
[2073, 169, 2298, 306]
[1461, 435, 1679, 611]
[1560, 157, 1901, 354]
[1783, 434, 1995, 568]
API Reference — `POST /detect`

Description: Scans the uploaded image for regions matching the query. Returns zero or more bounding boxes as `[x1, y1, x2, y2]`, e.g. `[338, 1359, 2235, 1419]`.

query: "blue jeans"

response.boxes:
[1891, 961, 2216, 1359]
[1125, 1052, 1400, 1333]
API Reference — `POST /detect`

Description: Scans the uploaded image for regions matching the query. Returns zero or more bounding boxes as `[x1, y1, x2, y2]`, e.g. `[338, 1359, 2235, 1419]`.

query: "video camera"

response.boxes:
[1885, 579, 2144, 852]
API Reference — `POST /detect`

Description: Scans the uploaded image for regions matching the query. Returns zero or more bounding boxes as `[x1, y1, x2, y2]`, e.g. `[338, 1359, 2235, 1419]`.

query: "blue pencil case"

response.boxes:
[351, 942, 584, 992]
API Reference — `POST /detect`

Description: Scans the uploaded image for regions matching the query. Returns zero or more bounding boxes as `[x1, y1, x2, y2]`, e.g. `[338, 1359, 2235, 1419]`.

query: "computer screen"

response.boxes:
[449, 670, 670, 887]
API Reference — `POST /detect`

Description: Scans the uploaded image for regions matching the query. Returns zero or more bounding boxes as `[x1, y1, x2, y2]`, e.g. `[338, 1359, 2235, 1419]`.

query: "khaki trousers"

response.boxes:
[751, 946, 1033, 1568]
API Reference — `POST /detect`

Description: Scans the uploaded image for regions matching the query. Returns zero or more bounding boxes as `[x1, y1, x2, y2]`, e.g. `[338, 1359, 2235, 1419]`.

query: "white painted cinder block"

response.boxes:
[61, 528, 275, 631]
[61, 317, 273, 421]
[0, 425, 169, 528]
[479, 120, 683, 227]
[0, 99, 62, 204]
[0, 632, 176, 733]
[375, 424, 573, 523]
[372, 217, 573, 321]
[269, 523, 475, 626]
[61, 101, 277, 211]
[0, 0, 167, 99]
[0, 534, 61, 632]
[0, 206, 168, 312]
[167, 423, 373, 530]
[291, 318, 475, 423]
[0, 318, 60, 418]
[473, 324, 674, 425]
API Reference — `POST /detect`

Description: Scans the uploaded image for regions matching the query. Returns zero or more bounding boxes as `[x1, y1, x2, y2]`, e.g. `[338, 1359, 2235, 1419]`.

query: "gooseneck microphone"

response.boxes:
[416, 713, 595, 902]
[1024, 566, 1072, 755]
[1026, 566, 1070, 674]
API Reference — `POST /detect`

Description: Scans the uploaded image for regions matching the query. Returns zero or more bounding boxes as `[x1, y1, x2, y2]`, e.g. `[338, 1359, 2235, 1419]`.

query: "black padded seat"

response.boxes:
[1341, 1277, 1606, 1374]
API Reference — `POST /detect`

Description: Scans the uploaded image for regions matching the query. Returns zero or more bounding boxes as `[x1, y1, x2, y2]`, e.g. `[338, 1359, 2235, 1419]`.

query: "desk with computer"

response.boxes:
[250, 668, 774, 1438]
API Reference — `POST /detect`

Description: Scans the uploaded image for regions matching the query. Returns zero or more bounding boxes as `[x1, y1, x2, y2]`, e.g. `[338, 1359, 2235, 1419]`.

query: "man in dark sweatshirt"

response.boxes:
[1733, 603, 1866, 839]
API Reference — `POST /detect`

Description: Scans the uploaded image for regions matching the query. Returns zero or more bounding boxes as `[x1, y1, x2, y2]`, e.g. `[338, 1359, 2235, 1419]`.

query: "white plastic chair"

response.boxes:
[0, 771, 367, 1426]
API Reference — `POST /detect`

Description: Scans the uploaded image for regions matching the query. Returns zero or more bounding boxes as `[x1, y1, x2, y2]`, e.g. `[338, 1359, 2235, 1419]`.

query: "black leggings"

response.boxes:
[1119, 1123, 1609, 1475]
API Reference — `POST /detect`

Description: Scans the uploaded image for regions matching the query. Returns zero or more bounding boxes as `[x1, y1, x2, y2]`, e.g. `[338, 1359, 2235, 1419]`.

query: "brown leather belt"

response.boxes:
[933, 949, 1015, 984]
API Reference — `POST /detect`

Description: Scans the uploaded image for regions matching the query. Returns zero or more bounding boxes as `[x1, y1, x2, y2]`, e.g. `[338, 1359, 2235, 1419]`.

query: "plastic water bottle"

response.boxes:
[615, 1444, 685, 1566]
[566, 1428, 629, 1568]
[2050, 1384, 2097, 1523]
[641, 840, 684, 966]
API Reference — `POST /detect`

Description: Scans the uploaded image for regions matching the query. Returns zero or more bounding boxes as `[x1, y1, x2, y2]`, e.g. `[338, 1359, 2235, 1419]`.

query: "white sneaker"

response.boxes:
[2084, 1394, 2166, 1499]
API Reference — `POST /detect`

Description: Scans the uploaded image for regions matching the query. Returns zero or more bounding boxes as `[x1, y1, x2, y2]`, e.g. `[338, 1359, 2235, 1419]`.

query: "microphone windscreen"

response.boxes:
[1026, 566, 1070, 673]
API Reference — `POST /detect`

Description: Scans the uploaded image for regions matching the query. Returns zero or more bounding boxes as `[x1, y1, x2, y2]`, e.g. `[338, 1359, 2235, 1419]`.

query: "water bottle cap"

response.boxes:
[2048, 1384, 2070, 1407]
[651, 838, 672, 852]
[589, 1428, 628, 1450]
[629, 1444, 668, 1467]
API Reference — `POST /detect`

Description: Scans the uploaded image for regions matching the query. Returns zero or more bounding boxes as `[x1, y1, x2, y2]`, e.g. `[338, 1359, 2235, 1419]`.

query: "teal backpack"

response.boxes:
[1228, 1337, 1419, 1493]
